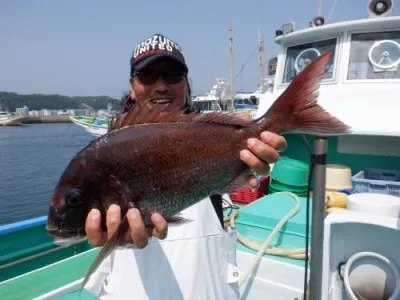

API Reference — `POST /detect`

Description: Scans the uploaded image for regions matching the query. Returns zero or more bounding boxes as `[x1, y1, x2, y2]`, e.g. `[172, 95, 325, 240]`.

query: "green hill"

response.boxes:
[0, 91, 123, 111]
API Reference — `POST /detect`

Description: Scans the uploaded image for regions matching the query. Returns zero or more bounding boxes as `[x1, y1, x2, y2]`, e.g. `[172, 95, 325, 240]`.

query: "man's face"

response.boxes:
[130, 58, 188, 111]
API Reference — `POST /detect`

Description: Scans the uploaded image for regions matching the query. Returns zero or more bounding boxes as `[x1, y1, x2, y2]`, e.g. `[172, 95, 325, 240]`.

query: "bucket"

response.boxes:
[268, 179, 308, 196]
[270, 157, 309, 187]
[268, 157, 309, 196]
[347, 193, 400, 218]
[326, 164, 353, 191]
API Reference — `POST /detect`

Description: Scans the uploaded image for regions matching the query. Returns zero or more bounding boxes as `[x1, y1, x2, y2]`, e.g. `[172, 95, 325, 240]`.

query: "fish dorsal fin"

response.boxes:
[108, 102, 251, 131]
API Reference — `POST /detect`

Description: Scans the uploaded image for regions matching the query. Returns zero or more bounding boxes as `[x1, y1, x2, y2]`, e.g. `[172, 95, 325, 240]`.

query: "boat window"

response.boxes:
[233, 98, 257, 109]
[190, 101, 219, 111]
[282, 38, 337, 83]
[347, 31, 400, 80]
[234, 98, 254, 105]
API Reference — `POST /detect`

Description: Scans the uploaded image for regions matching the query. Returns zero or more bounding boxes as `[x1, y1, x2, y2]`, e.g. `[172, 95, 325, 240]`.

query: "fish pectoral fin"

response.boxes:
[108, 174, 122, 189]
[165, 214, 193, 224]
[80, 214, 130, 294]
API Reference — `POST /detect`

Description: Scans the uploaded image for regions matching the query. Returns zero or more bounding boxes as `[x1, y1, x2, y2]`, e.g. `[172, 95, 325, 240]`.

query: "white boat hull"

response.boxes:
[70, 116, 108, 137]
[31, 247, 307, 300]
[237, 250, 306, 299]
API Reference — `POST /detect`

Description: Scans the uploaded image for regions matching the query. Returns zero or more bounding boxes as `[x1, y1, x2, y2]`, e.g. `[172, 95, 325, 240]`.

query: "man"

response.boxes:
[84, 33, 286, 299]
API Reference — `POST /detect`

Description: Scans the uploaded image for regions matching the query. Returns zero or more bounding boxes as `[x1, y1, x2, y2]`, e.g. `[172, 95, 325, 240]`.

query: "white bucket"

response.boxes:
[347, 193, 400, 218]
[325, 164, 352, 191]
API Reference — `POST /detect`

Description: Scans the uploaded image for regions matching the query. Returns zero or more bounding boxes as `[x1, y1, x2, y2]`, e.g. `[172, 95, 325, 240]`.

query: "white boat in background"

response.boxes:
[233, 77, 274, 119]
[69, 102, 115, 137]
[0, 111, 24, 126]
[190, 78, 229, 113]
[69, 115, 109, 137]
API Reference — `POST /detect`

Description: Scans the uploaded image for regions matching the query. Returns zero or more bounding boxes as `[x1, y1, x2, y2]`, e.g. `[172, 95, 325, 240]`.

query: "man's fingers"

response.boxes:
[240, 147, 271, 175]
[150, 213, 168, 240]
[260, 132, 287, 152]
[106, 204, 121, 240]
[127, 208, 149, 248]
[85, 209, 106, 247]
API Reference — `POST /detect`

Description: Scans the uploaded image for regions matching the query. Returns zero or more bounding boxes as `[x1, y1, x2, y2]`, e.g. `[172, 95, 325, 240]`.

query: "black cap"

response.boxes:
[130, 33, 188, 74]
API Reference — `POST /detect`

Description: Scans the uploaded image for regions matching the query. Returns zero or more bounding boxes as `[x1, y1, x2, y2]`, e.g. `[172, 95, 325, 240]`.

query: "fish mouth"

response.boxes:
[150, 97, 173, 105]
[53, 236, 88, 247]
[46, 224, 85, 239]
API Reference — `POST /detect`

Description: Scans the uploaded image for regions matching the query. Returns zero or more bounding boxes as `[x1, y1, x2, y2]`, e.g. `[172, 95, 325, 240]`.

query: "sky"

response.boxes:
[1, 0, 398, 99]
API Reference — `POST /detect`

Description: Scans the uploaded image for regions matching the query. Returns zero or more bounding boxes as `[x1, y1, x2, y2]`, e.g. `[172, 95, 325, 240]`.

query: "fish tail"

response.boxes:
[79, 215, 130, 294]
[252, 50, 351, 135]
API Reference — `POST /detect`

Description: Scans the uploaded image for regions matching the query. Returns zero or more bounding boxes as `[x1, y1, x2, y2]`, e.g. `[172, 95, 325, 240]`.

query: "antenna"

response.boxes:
[258, 29, 265, 93]
[318, 0, 322, 16]
[228, 25, 234, 112]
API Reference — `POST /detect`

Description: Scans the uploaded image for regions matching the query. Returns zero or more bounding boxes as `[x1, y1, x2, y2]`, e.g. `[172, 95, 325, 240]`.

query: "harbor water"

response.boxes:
[0, 123, 93, 225]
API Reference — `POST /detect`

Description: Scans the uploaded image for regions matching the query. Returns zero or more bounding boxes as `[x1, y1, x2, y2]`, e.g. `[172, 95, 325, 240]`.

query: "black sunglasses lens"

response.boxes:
[136, 71, 183, 85]
[136, 71, 158, 85]
[165, 72, 184, 84]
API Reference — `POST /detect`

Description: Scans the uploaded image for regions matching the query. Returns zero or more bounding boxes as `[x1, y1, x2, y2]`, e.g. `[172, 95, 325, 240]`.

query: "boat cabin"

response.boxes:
[257, 13, 400, 175]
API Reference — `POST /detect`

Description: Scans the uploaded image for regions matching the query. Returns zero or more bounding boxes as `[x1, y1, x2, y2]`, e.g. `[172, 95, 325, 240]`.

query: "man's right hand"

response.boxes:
[85, 204, 168, 249]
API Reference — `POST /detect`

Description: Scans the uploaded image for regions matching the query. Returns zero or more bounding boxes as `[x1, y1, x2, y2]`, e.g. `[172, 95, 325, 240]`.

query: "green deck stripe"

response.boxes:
[0, 248, 100, 300]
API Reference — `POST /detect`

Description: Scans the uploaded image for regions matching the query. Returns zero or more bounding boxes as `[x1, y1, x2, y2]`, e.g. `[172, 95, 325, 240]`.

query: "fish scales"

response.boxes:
[86, 122, 254, 218]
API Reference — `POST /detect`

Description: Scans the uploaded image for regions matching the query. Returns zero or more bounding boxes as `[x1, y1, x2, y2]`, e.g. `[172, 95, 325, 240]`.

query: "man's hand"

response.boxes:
[85, 205, 168, 248]
[238, 112, 287, 188]
[240, 131, 286, 187]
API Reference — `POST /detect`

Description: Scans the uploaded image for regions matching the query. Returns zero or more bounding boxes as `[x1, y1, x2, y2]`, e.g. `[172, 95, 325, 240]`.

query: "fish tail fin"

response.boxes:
[252, 50, 351, 135]
[79, 216, 130, 294]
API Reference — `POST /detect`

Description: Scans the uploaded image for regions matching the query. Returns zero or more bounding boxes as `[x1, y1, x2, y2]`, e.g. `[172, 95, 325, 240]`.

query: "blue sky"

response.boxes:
[1, 0, 398, 98]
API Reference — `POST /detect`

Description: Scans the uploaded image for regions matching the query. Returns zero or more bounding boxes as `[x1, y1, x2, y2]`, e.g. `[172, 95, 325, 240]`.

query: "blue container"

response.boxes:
[352, 168, 400, 196]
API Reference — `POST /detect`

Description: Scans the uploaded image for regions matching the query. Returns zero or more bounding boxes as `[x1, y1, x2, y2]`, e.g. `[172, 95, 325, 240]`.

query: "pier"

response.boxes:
[0, 115, 72, 126]
[21, 115, 72, 124]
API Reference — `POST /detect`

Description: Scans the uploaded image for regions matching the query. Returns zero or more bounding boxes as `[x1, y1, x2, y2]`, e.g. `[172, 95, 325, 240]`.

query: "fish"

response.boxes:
[45, 50, 351, 292]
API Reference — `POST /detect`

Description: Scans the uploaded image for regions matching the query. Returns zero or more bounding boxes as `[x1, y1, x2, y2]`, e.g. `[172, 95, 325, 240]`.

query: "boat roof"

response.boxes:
[274, 16, 400, 45]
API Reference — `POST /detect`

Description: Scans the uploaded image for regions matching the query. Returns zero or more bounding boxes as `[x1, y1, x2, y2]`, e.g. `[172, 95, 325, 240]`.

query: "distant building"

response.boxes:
[42, 109, 57, 116]
[57, 110, 69, 115]
[16, 105, 29, 116]
[29, 110, 41, 116]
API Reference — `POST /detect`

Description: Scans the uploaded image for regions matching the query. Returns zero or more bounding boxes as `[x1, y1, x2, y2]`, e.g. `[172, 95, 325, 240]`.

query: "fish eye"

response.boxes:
[68, 195, 82, 207]
[66, 190, 83, 207]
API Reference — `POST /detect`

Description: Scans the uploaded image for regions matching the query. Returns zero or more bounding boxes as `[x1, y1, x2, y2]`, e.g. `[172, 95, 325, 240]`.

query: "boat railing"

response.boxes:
[0, 215, 47, 235]
[0, 237, 88, 272]
[0, 216, 89, 275]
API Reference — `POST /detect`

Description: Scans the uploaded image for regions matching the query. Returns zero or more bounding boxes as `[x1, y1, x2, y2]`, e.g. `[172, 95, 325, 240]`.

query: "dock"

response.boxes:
[21, 115, 72, 124]
[0, 115, 72, 126]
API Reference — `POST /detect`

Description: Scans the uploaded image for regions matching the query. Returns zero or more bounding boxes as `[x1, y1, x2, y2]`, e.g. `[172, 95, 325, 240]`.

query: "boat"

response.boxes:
[233, 77, 274, 119]
[190, 78, 229, 113]
[1, 1, 400, 299]
[70, 102, 115, 137]
[69, 115, 109, 137]
[0, 111, 24, 126]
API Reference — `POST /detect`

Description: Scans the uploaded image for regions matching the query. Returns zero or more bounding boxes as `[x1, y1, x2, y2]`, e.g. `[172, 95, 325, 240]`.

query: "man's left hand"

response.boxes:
[237, 113, 287, 188]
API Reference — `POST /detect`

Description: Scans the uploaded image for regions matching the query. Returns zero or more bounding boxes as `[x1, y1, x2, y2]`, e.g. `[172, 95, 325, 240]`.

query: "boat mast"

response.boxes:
[318, 0, 322, 15]
[227, 25, 234, 112]
[258, 30, 265, 93]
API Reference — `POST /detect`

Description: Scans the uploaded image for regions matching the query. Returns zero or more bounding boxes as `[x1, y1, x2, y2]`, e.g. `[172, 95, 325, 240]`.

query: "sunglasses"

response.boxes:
[134, 70, 185, 85]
